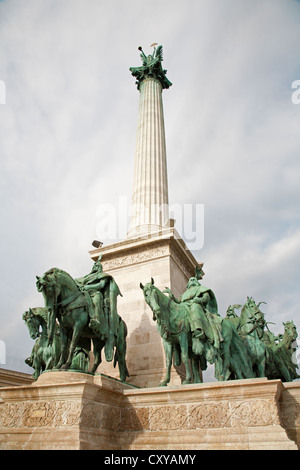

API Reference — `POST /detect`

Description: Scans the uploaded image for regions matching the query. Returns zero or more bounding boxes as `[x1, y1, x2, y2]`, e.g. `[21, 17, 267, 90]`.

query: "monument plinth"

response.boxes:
[0, 373, 299, 450]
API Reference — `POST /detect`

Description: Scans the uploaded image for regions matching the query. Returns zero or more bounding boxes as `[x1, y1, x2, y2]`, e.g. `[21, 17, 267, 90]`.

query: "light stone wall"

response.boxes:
[0, 368, 33, 388]
[280, 381, 300, 446]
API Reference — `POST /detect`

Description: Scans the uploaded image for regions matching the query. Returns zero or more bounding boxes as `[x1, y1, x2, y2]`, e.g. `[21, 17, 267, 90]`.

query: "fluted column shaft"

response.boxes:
[127, 78, 169, 238]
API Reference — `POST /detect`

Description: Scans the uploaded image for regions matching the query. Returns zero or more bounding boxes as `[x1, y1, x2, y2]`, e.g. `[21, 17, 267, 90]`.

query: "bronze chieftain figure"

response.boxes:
[75, 254, 122, 359]
[27, 256, 129, 382]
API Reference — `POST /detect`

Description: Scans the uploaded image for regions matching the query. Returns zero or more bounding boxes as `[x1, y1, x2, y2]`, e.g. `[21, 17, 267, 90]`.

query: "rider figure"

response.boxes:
[225, 305, 242, 330]
[165, 265, 222, 362]
[75, 255, 122, 361]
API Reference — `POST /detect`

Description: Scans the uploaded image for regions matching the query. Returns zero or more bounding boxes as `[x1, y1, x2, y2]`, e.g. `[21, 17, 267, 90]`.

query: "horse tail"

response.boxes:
[113, 349, 118, 368]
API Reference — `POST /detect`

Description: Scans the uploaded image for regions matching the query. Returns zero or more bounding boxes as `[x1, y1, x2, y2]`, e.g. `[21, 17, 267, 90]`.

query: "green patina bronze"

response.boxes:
[24, 256, 129, 382]
[141, 268, 299, 386]
[23, 307, 91, 379]
[129, 44, 172, 90]
[23, 307, 61, 380]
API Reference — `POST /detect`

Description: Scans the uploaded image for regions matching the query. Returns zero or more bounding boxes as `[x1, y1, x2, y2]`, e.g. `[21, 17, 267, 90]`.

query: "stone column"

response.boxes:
[127, 77, 169, 238]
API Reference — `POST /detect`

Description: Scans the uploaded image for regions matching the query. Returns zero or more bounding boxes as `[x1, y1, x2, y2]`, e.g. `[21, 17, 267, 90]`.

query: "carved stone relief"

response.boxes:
[0, 400, 81, 428]
[149, 405, 188, 431]
[189, 402, 231, 429]
[102, 243, 169, 271]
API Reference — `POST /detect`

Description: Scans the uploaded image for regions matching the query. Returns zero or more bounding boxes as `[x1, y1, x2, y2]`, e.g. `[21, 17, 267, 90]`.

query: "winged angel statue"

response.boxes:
[129, 44, 172, 90]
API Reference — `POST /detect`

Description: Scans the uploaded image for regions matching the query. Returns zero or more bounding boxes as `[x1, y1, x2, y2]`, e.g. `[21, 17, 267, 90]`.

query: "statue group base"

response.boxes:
[0, 371, 299, 450]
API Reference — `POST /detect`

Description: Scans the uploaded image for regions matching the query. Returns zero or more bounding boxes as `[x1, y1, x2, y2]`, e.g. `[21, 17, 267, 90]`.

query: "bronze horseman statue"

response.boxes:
[23, 256, 129, 382]
[141, 264, 299, 386]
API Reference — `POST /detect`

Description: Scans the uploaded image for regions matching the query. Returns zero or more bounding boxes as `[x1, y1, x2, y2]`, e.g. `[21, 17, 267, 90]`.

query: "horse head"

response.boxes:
[36, 275, 45, 292]
[36, 270, 60, 301]
[140, 278, 161, 320]
[240, 297, 267, 338]
[23, 308, 40, 340]
[283, 320, 298, 342]
[36, 269, 61, 345]
[244, 297, 266, 317]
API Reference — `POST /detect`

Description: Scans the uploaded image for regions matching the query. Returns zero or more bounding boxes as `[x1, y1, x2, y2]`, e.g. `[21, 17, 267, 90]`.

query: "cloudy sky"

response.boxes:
[0, 0, 299, 378]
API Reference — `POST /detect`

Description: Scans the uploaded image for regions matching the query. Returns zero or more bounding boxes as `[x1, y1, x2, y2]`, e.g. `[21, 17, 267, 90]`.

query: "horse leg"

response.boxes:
[180, 333, 192, 384]
[229, 353, 245, 379]
[243, 338, 255, 377]
[44, 347, 53, 370]
[257, 356, 266, 378]
[191, 357, 202, 383]
[214, 355, 224, 381]
[61, 322, 83, 370]
[219, 329, 231, 381]
[276, 361, 292, 382]
[114, 323, 129, 383]
[159, 340, 173, 387]
[115, 345, 129, 383]
[56, 325, 68, 369]
[32, 356, 41, 380]
[174, 343, 181, 367]
[54, 336, 61, 369]
[119, 356, 129, 383]
[235, 342, 254, 379]
[90, 337, 103, 375]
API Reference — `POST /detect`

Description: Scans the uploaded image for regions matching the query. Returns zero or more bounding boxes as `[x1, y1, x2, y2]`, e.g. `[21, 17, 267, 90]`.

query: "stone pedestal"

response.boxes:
[0, 373, 299, 450]
[90, 228, 200, 388]
[0, 371, 135, 450]
[122, 378, 299, 450]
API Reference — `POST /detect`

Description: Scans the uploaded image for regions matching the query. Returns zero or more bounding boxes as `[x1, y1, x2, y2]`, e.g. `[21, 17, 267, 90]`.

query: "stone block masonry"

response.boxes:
[0, 372, 299, 450]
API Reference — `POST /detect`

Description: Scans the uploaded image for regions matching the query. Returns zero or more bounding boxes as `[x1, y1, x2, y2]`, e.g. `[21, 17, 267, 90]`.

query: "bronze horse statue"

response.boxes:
[23, 307, 61, 379]
[23, 306, 91, 378]
[140, 278, 203, 386]
[36, 267, 129, 382]
[140, 279, 253, 385]
[238, 297, 267, 377]
[265, 320, 299, 382]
